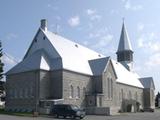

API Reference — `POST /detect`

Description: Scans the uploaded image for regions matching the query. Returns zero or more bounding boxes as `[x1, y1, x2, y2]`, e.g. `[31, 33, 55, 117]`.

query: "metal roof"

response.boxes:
[7, 49, 51, 74]
[111, 60, 144, 88]
[89, 57, 110, 76]
[6, 21, 148, 88]
[139, 77, 155, 89]
[117, 21, 133, 52]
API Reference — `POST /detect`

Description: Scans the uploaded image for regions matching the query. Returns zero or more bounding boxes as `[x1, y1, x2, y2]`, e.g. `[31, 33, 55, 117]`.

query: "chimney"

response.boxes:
[40, 19, 47, 31]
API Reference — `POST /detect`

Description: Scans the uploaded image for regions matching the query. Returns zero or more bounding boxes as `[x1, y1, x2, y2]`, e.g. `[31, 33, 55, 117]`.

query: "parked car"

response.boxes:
[51, 104, 85, 119]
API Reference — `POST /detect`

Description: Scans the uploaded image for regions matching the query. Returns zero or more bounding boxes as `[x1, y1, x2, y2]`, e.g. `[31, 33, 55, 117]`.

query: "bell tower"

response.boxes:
[116, 21, 133, 71]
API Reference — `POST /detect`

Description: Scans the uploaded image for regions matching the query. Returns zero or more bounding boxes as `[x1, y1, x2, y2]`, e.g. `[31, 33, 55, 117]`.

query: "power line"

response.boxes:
[3, 52, 19, 64]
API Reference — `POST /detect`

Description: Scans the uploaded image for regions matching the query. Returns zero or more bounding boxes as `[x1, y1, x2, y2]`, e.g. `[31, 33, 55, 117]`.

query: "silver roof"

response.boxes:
[139, 77, 155, 89]
[117, 21, 133, 52]
[89, 57, 110, 76]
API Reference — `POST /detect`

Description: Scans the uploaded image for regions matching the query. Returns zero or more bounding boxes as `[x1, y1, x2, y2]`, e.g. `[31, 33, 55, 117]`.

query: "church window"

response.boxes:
[121, 89, 123, 100]
[111, 79, 113, 99]
[25, 88, 28, 98]
[83, 87, 86, 96]
[22, 89, 25, 98]
[141, 93, 143, 105]
[99, 97, 102, 107]
[43, 36, 46, 40]
[129, 91, 132, 99]
[107, 78, 113, 99]
[123, 92, 126, 99]
[30, 86, 33, 98]
[9, 90, 13, 99]
[14, 89, 17, 98]
[76, 86, 80, 98]
[135, 92, 138, 101]
[19, 89, 23, 98]
[70, 85, 74, 98]
[119, 91, 121, 101]
[107, 78, 110, 99]
[151, 90, 154, 102]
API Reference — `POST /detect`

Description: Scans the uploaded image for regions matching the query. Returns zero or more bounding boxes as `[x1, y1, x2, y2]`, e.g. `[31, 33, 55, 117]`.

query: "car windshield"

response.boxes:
[71, 105, 79, 110]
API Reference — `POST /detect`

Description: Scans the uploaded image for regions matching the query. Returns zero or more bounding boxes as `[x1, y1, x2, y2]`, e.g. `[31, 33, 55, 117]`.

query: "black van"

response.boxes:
[51, 104, 85, 119]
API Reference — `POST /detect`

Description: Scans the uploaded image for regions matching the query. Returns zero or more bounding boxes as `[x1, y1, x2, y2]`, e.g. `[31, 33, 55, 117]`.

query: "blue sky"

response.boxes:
[0, 0, 160, 93]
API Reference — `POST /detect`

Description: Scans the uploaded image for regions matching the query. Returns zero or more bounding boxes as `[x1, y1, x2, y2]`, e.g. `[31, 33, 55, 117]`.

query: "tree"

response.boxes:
[0, 41, 4, 80]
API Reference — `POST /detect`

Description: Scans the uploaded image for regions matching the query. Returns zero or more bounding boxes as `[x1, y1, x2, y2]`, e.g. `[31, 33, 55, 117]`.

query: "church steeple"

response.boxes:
[116, 20, 133, 71]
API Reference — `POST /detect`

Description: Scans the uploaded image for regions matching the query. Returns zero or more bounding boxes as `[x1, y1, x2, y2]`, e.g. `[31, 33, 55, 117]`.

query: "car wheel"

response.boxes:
[80, 116, 84, 119]
[56, 114, 59, 118]
[72, 115, 76, 119]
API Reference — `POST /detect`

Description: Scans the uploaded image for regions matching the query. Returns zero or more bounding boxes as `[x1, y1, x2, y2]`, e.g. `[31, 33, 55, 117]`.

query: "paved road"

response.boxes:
[0, 111, 160, 120]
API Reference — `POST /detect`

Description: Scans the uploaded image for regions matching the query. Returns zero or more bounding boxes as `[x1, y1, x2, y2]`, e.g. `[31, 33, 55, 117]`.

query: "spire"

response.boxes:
[117, 20, 133, 52]
[116, 20, 133, 71]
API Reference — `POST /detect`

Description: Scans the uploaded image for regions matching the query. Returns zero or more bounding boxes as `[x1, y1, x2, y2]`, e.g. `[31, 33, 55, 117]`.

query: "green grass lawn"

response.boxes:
[0, 108, 34, 117]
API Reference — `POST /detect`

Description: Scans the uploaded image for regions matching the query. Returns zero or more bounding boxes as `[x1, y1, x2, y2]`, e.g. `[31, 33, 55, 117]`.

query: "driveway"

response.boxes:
[0, 111, 160, 120]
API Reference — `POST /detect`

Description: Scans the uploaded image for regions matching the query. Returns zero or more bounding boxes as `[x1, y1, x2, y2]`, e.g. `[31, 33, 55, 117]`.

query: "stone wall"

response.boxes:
[5, 70, 39, 112]
[116, 83, 143, 111]
[39, 70, 50, 99]
[50, 70, 63, 99]
[143, 88, 155, 109]
[62, 70, 92, 108]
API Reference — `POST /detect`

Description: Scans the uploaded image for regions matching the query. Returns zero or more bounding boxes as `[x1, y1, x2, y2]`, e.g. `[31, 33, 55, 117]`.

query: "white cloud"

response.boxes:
[110, 10, 119, 15]
[145, 53, 160, 67]
[86, 9, 102, 21]
[123, 0, 143, 11]
[88, 27, 108, 39]
[86, 9, 96, 15]
[137, 32, 160, 53]
[92, 34, 113, 48]
[68, 16, 80, 27]
[90, 15, 102, 21]
[137, 23, 144, 32]
[47, 4, 58, 10]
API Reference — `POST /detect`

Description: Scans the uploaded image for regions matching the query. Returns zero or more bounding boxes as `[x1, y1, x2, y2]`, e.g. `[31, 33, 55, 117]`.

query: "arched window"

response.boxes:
[107, 78, 110, 99]
[77, 86, 80, 98]
[129, 91, 132, 99]
[121, 89, 124, 100]
[135, 92, 138, 101]
[70, 85, 74, 98]
[19, 89, 23, 98]
[14, 89, 17, 98]
[107, 78, 113, 99]
[30, 86, 33, 98]
[111, 79, 113, 99]
[119, 91, 121, 101]
[11, 89, 14, 98]
[25, 88, 28, 98]
[83, 87, 86, 96]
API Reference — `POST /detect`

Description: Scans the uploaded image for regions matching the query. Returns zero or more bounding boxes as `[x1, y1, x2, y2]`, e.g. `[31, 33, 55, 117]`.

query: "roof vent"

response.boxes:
[75, 44, 78, 48]
[40, 19, 47, 31]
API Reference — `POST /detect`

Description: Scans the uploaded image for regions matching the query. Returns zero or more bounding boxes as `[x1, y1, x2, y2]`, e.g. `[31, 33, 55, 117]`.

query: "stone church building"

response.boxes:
[5, 19, 155, 115]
